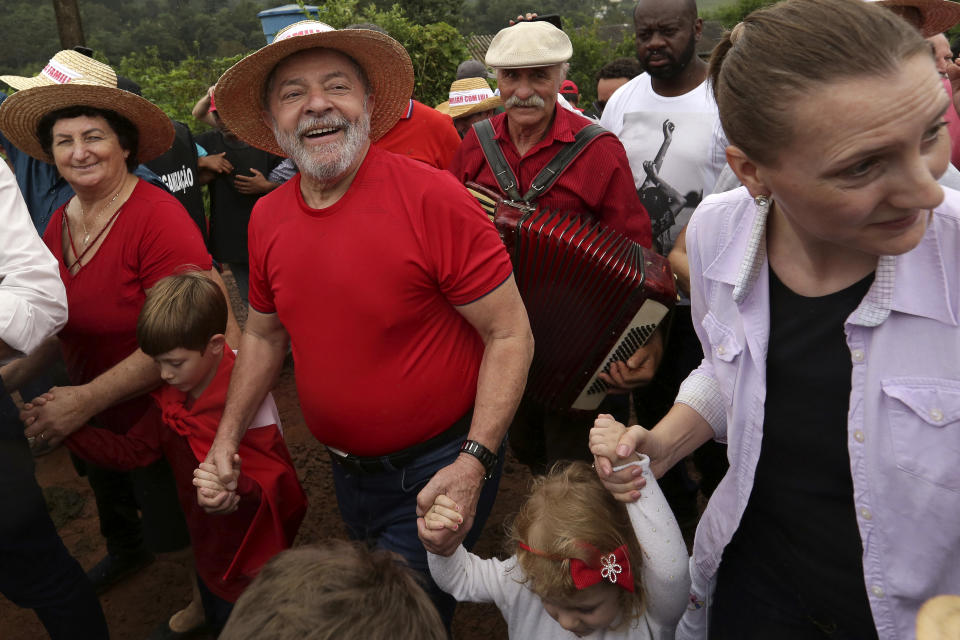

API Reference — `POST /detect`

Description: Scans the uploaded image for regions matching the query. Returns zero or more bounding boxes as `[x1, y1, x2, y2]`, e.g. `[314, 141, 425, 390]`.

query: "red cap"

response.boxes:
[560, 79, 578, 95]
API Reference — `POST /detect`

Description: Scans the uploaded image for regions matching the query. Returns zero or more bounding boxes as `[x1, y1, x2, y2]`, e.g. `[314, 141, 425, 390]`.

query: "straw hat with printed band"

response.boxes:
[865, 0, 960, 36]
[214, 20, 414, 157]
[435, 78, 502, 119]
[0, 50, 173, 163]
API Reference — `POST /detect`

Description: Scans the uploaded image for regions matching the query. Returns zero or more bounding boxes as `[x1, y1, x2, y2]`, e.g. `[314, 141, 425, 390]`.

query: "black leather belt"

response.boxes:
[327, 409, 473, 475]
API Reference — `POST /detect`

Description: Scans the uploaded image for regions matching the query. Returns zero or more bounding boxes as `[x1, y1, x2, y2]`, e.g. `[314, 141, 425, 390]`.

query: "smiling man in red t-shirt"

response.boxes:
[203, 21, 534, 627]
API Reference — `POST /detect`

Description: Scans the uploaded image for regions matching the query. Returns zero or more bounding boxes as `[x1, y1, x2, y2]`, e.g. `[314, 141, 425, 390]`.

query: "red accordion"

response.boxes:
[491, 199, 676, 411]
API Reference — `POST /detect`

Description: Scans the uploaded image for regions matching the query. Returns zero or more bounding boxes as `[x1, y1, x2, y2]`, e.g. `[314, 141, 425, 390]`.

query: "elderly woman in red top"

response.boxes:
[0, 51, 234, 615]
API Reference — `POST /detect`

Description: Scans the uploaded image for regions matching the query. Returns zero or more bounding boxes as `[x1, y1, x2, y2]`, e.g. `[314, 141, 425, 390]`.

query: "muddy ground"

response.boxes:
[0, 273, 527, 639]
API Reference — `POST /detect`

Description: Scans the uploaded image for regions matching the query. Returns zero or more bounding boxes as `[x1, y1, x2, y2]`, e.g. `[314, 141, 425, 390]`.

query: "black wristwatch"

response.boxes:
[460, 440, 498, 481]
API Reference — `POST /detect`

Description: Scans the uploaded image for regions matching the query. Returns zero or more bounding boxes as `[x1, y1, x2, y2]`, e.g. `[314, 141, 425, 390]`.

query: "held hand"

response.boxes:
[21, 386, 94, 446]
[198, 152, 233, 174]
[204, 435, 240, 491]
[421, 494, 464, 532]
[416, 454, 486, 556]
[590, 414, 647, 502]
[233, 168, 275, 194]
[195, 458, 241, 514]
[597, 326, 664, 393]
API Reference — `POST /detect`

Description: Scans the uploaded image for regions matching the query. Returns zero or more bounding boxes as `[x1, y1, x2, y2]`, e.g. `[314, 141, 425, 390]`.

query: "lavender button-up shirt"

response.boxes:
[673, 187, 960, 640]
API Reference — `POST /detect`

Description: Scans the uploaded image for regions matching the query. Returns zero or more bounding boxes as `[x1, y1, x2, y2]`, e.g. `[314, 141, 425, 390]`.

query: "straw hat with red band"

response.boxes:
[0, 50, 173, 163]
[865, 0, 960, 36]
[213, 20, 414, 157]
[435, 77, 502, 119]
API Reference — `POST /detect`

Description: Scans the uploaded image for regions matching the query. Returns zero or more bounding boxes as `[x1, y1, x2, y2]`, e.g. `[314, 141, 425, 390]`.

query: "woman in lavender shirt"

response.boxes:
[591, 0, 960, 638]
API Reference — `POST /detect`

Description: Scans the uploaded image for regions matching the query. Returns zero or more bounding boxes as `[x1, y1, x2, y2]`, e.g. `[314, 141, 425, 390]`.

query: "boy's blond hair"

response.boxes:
[137, 271, 227, 356]
[509, 460, 646, 626]
[219, 540, 446, 640]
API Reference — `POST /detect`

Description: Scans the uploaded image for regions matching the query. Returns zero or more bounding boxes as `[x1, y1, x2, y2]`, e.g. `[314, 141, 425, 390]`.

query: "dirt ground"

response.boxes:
[0, 273, 528, 639]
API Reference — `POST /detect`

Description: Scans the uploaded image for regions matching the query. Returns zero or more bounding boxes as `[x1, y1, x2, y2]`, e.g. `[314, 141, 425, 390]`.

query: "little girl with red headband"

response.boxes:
[423, 417, 689, 638]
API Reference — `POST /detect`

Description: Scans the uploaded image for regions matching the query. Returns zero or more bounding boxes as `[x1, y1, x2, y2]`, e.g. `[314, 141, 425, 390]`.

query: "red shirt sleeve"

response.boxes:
[447, 127, 483, 185]
[66, 412, 163, 470]
[247, 195, 276, 314]
[419, 172, 513, 306]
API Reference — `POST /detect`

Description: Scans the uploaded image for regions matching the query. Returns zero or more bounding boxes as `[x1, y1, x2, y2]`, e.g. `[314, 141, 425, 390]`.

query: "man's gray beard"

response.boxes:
[272, 111, 371, 183]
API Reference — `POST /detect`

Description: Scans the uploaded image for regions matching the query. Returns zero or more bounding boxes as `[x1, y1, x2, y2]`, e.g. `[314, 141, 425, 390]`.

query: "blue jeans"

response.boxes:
[330, 434, 504, 628]
[0, 383, 108, 639]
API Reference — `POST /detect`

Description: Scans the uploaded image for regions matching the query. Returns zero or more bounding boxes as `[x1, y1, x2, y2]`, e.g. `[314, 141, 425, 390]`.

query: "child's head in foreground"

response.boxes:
[218, 540, 446, 640]
[510, 460, 646, 636]
[137, 271, 228, 399]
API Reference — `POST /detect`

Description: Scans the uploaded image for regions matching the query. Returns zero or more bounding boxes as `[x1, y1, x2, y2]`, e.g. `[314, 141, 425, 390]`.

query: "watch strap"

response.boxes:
[460, 439, 498, 480]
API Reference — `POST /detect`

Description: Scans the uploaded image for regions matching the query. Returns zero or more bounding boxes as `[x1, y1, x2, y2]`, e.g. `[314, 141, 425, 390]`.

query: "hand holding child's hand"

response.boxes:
[194, 455, 241, 515]
[589, 414, 646, 503]
[422, 494, 464, 532]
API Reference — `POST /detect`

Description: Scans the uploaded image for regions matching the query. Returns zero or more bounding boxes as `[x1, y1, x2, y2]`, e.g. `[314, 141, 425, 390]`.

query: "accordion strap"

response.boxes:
[473, 119, 608, 204]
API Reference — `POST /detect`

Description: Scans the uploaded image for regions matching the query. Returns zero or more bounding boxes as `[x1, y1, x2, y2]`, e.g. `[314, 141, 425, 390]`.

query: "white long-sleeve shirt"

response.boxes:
[0, 162, 67, 363]
[428, 457, 690, 639]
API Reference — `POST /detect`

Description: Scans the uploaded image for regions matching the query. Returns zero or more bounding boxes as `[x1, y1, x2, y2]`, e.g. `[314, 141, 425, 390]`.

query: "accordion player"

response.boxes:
[469, 183, 676, 411]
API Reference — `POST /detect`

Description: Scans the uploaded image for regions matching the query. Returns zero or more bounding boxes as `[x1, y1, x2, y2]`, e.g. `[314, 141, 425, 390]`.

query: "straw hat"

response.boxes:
[214, 20, 414, 156]
[866, 0, 960, 36]
[485, 21, 572, 69]
[435, 78, 502, 119]
[0, 50, 173, 163]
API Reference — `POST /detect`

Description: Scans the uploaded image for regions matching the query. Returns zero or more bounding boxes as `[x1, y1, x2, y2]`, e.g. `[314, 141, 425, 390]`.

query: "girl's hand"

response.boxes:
[422, 494, 463, 532]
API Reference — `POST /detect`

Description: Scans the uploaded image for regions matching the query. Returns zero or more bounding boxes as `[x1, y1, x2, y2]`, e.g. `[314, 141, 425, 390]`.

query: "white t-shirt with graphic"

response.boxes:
[601, 74, 727, 254]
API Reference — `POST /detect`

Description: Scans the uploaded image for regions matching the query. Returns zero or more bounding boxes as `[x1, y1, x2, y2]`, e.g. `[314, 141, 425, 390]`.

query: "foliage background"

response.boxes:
[0, 0, 829, 132]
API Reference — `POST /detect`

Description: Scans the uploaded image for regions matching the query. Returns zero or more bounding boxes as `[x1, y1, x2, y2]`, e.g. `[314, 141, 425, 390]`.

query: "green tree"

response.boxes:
[298, 0, 470, 106]
[113, 48, 244, 132]
[701, 0, 777, 27]
[368, 0, 464, 29]
[567, 21, 634, 106]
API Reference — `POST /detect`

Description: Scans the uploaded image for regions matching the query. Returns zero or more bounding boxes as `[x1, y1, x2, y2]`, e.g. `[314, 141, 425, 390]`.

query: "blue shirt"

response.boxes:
[0, 91, 169, 234]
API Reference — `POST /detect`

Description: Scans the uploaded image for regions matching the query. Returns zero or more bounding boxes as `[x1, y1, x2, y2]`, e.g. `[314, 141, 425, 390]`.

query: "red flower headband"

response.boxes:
[517, 541, 635, 593]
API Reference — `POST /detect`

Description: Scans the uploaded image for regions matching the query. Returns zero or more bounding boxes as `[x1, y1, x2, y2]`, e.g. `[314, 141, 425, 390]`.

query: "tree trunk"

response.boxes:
[52, 0, 86, 49]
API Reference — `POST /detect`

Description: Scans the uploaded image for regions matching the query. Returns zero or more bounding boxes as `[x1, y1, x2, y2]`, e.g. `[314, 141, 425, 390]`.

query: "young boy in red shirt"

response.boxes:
[66, 271, 306, 636]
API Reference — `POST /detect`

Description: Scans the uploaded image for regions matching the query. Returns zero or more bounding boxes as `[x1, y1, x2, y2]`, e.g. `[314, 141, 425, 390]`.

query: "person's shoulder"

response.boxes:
[254, 173, 300, 212]
[129, 178, 183, 209]
[377, 147, 468, 193]
[412, 100, 455, 126]
[936, 186, 960, 222]
[689, 186, 754, 240]
[608, 73, 650, 107]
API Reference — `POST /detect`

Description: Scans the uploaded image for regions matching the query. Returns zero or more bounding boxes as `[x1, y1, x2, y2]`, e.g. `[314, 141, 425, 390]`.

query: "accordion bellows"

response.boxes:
[494, 202, 676, 411]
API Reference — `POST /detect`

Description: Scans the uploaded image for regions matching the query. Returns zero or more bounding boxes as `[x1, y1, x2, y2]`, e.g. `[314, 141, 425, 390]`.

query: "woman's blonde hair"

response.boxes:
[709, 0, 930, 167]
[508, 461, 645, 626]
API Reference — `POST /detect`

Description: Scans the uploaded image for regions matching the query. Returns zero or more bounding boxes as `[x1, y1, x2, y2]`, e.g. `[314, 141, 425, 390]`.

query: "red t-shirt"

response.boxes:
[43, 180, 212, 433]
[248, 147, 513, 456]
[449, 106, 653, 248]
[375, 99, 462, 170]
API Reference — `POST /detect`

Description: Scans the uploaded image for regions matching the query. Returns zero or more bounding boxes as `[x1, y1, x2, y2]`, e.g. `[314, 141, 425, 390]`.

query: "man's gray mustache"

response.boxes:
[504, 95, 546, 109]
